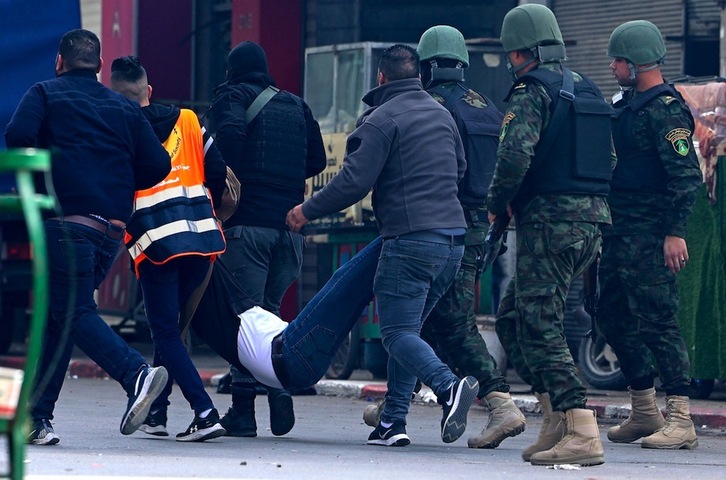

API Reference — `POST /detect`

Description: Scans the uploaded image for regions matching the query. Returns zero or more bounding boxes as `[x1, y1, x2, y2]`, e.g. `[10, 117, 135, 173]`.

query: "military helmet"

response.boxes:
[417, 25, 470, 68]
[500, 3, 564, 52]
[607, 20, 666, 65]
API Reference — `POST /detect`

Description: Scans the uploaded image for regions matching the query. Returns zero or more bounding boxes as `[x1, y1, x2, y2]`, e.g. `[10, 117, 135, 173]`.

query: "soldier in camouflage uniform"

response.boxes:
[599, 20, 702, 451]
[488, 4, 614, 466]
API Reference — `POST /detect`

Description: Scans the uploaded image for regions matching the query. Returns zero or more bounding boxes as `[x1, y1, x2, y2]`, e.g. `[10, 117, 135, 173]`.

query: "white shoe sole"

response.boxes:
[441, 377, 479, 443]
[176, 424, 226, 442]
[120, 367, 168, 435]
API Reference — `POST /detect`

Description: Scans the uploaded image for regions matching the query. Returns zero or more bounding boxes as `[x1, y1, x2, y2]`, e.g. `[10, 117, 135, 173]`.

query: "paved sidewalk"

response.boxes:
[3, 340, 726, 432]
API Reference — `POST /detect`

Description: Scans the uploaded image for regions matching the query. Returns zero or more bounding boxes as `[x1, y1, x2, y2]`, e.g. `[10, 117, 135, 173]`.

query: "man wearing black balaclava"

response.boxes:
[205, 41, 326, 439]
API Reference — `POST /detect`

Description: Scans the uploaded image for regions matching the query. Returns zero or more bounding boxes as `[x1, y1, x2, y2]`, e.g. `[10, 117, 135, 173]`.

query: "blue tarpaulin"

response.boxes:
[0, 0, 80, 192]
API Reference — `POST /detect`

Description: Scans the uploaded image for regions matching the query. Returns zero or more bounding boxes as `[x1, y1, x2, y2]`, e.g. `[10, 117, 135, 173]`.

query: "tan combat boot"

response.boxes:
[641, 395, 698, 450]
[529, 408, 605, 466]
[521, 392, 565, 461]
[608, 387, 665, 443]
[363, 399, 384, 427]
[468, 391, 526, 449]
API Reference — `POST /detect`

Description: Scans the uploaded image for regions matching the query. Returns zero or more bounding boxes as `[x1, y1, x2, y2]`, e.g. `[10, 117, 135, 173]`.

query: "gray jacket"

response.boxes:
[302, 77, 466, 237]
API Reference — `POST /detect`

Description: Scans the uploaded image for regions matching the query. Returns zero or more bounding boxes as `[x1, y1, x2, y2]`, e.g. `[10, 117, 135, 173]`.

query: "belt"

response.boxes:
[387, 231, 465, 246]
[50, 214, 126, 240]
[270, 333, 291, 389]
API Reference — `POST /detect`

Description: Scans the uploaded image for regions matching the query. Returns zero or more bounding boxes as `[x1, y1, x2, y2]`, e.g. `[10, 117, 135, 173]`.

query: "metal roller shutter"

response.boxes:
[554, 0, 685, 99]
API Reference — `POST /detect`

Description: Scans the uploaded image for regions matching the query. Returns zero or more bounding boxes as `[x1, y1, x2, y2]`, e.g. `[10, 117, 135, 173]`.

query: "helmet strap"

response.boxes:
[628, 61, 661, 80]
[507, 57, 537, 82]
[535, 44, 567, 63]
[426, 59, 465, 87]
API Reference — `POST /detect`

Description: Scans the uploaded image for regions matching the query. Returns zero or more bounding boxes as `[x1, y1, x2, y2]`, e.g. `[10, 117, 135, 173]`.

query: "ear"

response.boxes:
[55, 54, 63, 75]
[377, 70, 385, 86]
[147, 85, 153, 100]
[97, 57, 103, 74]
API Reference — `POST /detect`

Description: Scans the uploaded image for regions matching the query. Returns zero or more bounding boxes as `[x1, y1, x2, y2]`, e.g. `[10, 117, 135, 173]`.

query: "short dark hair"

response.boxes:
[111, 56, 147, 82]
[59, 29, 100, 70]
[379, 44, 420, 81]
[110, 56, 148, 102]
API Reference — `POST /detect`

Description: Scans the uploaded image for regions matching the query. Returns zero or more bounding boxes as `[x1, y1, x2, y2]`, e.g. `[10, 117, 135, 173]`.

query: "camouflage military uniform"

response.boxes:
[488, 63, 613, 412]
[421, 86, 510, 399]
[597, 87, 702, 393]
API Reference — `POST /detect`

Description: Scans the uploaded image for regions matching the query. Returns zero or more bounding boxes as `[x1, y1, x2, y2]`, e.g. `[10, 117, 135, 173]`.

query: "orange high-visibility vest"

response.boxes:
[125, 109, 226, 274]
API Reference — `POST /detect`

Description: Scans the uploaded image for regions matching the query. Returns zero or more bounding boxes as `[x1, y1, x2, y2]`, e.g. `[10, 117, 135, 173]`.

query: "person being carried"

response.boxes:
[110, 55, 228, 442]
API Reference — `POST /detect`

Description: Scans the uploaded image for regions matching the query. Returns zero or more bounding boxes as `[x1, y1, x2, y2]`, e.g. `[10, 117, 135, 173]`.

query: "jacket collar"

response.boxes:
[362, 77, 423, 107]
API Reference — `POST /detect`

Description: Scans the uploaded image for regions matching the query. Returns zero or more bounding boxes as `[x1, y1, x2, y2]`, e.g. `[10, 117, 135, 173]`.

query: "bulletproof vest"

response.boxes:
[508, 68, 612, 208]
[242, 86, 308, 189]
[429, 82, 503, 207]
[610, 84, 679, 195]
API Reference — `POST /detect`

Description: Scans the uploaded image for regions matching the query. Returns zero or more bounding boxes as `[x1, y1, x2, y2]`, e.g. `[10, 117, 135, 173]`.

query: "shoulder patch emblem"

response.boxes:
[500, 112, 515, 141]
[665, 128, 691, 156]
[664, 96, 677, 105]
[513, 83, 526, 90]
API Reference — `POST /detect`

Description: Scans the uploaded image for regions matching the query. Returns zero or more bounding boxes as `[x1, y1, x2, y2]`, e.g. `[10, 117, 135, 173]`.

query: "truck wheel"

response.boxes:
[325, 323, 360, 380]
[578, 334, 628, 390]
[689, 378, 714, 400]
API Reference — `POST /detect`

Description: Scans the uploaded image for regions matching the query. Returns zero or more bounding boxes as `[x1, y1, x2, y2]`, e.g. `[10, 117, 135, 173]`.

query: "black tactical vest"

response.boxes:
[242, 86, 308, 189]
[428, 82, 503, 207]
[507, 68, 613, 208]
[610, 84, 681, 195]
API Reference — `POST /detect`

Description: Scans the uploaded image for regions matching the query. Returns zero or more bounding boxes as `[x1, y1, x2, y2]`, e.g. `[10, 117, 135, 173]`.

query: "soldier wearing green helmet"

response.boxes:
[488, 3, 614, 467]
[598, 20, 702, 452]
[365, 25, 528, 450]
[607, 20, 666, 80]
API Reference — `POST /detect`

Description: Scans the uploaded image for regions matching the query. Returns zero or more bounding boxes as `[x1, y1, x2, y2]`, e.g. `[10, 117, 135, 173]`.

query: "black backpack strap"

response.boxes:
[534, 67, 575, 159]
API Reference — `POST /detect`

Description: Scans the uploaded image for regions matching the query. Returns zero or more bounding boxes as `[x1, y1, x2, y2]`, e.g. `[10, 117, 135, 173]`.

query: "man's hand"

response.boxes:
[488, 204, 513, 225]
[286, 205, 309, 233]
[664, 235, 688, 274]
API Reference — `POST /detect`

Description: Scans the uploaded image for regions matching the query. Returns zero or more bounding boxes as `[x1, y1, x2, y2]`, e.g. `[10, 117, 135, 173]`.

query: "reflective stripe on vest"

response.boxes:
[126, 109, 226, 270]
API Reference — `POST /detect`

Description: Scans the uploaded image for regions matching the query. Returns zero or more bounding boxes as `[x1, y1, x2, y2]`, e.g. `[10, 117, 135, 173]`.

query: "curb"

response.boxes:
[4, 356, 725, 431]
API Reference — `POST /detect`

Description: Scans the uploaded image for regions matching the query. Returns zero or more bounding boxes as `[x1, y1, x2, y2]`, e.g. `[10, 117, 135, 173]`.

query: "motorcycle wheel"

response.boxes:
[578, 334, 628, 391]
[689, 378, 714, 400]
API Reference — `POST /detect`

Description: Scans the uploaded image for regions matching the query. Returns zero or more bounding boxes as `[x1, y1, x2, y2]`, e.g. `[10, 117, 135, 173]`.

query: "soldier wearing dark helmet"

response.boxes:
[598, 20, 701, 451]
[362, 25, 527, 450]
[488, 4, 614, 466]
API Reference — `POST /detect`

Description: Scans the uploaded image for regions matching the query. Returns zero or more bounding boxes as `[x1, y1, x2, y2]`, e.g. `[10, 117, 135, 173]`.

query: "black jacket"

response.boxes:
[208, 74, 326, 229]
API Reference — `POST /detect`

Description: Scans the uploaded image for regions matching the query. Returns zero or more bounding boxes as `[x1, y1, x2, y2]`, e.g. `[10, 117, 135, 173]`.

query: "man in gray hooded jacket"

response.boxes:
[287, 44, 477, 447]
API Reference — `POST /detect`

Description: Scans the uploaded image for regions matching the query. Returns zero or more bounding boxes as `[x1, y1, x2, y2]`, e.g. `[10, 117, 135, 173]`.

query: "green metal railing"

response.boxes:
[0, 148, 54, 480]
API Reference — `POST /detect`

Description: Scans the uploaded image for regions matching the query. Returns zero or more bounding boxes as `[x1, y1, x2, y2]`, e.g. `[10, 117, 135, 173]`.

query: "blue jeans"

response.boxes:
[139, 256, 214, 415]
[375, 237, 464, 424]
[280, 237, 382, 389]
[32, 219, 148, 421]
[223, 225, 303, 396]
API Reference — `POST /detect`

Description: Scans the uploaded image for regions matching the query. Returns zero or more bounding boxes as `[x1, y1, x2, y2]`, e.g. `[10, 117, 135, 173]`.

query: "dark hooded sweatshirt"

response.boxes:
[142, 103, 227, 207]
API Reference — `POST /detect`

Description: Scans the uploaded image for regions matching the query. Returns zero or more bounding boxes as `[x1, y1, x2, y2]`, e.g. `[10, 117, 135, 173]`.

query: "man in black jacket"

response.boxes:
[206, 41, 326, 438]
[5, 29, 171, 445]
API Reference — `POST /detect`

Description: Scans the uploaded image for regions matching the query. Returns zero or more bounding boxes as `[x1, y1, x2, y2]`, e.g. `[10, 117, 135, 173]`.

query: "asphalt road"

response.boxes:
[3, 377, 726, 480]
